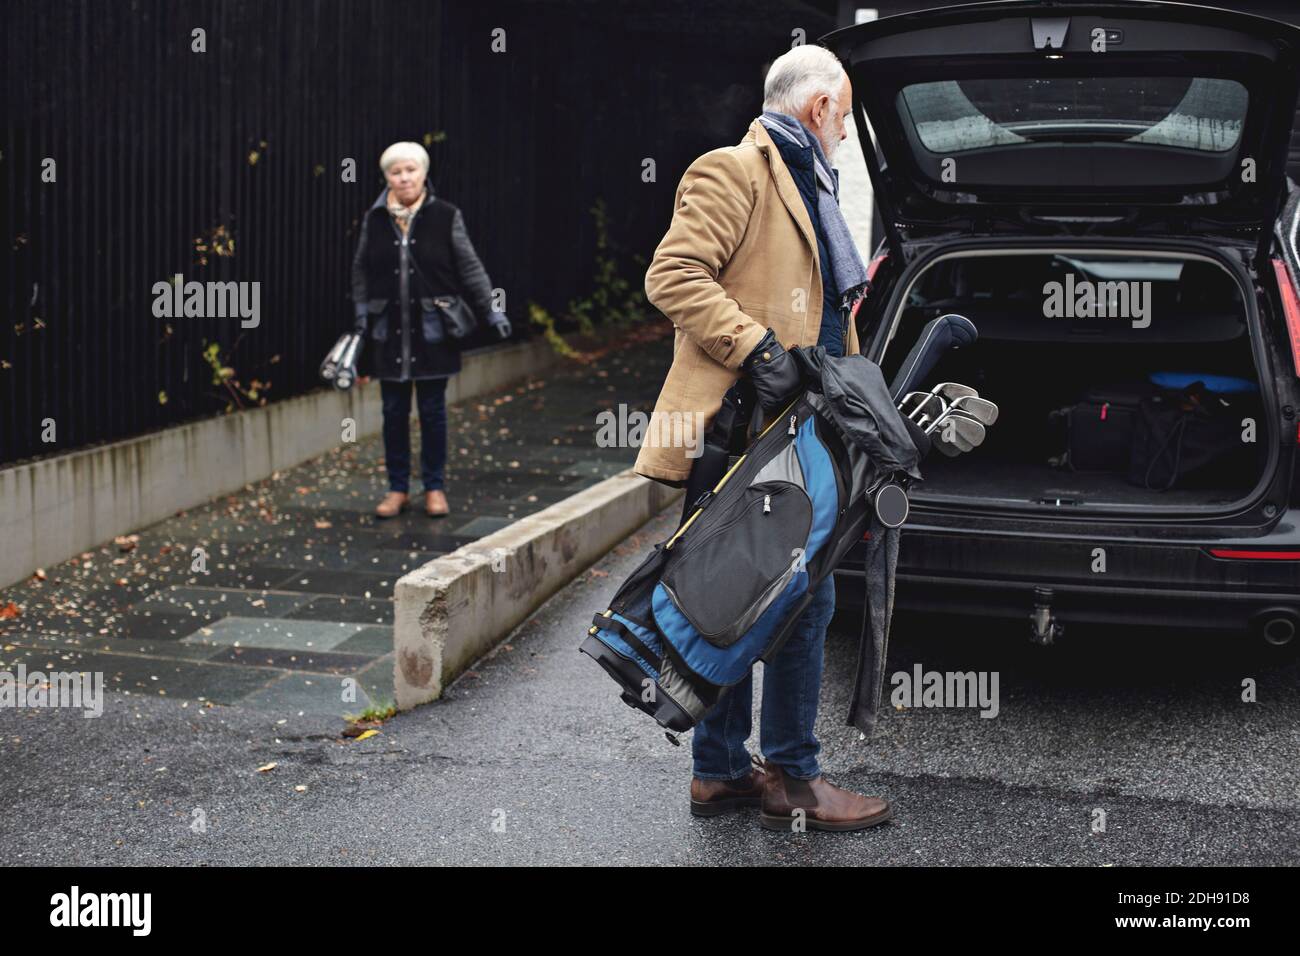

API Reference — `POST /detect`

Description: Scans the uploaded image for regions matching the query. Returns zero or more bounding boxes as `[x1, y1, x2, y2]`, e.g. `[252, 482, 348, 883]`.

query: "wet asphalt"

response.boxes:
[2, 505, 1298, 866]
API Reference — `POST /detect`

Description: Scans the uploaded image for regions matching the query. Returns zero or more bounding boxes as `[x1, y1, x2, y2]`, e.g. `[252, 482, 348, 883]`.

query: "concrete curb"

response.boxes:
[0, 337, 558, 588]
[393, 468, 682, 710]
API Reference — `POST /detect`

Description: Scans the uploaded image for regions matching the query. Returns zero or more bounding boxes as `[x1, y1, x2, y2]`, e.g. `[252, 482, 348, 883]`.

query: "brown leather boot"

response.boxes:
[374, 491, 409, 519]
[690, 754, 769, 817]
[760, 759, 892, 832]
[425, 489, 449, 517]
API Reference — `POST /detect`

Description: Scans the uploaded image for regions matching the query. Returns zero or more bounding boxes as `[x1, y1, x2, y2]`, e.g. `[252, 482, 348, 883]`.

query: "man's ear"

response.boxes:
[810, 92, 829, 125]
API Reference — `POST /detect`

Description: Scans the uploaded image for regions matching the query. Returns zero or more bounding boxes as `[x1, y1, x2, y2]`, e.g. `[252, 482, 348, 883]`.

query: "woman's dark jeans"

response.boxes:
[380, 377, 448, 493]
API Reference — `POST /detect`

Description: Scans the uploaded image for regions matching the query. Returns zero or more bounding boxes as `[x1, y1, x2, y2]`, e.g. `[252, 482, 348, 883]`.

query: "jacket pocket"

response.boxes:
[418, 296, 445, 344]
[367, 298, 389, 342]
[661, 479, 812, 647]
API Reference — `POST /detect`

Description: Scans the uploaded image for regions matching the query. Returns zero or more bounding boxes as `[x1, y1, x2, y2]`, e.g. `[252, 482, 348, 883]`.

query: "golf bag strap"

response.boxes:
[591, 613, 662, 671]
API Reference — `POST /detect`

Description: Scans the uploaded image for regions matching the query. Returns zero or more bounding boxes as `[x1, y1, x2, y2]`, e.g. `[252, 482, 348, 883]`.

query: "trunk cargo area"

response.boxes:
[878, 250, 1270, 512]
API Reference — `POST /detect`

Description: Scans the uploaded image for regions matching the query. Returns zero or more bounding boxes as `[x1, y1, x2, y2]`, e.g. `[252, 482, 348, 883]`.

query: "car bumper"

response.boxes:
[834, 518, 1300, 632]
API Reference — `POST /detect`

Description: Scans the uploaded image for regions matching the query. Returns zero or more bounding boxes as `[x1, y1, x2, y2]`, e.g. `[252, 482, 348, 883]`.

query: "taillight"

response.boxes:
[866, 252, 889, 282]
[1269, 257, 1300, 377]
[1207, 548, 1300, 560]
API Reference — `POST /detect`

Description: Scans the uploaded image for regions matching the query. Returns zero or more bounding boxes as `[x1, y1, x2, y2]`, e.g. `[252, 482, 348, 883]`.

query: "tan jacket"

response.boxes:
[633, 118, 860, 485]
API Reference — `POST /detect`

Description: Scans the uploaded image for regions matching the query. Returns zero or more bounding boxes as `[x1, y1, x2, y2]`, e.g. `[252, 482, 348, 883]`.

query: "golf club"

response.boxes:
[924, 408, 983, 457]
[333, 333, 362, 390]
[319, 333, 351, 383]
[915, 393, 999, 431]
[928, 413, 986, 454]
[946, 394, 998, 426]
[899, 391, 944, 422]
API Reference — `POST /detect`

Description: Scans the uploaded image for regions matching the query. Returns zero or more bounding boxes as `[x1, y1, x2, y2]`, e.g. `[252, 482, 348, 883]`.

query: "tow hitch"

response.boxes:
[1029, 587, 1063, 645]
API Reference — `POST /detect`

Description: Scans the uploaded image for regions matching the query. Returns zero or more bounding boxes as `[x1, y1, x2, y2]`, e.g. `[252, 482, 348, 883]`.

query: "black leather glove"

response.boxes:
[742, 329, 802, 412]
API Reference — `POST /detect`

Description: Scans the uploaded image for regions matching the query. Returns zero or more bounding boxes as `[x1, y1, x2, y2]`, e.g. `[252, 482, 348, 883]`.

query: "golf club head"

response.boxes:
[925, 410, 987, 450]
[929, 428, 964, 456]
[905, 393, 946, 423]
[947, 394, 999, 426]
[930, 382, 978, 403]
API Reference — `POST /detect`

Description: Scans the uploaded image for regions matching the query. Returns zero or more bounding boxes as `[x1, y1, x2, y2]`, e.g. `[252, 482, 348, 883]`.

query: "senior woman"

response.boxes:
[350, 141, 511, 518]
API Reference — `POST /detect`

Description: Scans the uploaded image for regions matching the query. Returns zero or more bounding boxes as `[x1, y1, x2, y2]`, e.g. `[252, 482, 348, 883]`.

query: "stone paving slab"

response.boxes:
[183, 616, 368, 651]
[0, 325, 673, 717]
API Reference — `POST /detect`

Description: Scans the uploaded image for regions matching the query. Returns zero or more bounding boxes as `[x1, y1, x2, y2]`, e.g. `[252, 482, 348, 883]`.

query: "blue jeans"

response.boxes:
[691, 574, 836, 781]
[380, 377, 448, 493]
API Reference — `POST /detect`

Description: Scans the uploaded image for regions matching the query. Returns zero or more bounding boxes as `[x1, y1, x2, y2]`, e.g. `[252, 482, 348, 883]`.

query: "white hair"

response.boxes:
[762, 44, 847, 116]
[379, 141, 430, 174]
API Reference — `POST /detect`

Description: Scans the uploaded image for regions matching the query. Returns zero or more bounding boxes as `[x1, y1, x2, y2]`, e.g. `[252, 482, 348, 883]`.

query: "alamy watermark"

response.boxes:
[0, 665, 104, 718]
[49, 886, 150, 936]
[595, 404, 705, 458]
[151, 273, 260, 328]
[1043, 273, 1150, 329]
[890, 663, 999, 718]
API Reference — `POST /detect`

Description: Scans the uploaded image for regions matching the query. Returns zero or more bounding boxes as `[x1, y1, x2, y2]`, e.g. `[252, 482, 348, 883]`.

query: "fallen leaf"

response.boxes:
[352, 729, 379, 742]
[0, 602, 20, 620]
[294, 785, 307, 793]
[314, 519, 332, 529]
[256, 762, 277, 773]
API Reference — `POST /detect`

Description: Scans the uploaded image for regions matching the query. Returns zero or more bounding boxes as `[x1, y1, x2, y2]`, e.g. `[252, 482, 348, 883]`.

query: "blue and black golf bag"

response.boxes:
[580, 349, 927, 740]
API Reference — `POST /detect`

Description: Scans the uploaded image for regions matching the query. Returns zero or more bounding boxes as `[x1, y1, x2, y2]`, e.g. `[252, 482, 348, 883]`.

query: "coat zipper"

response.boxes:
[399, 233, 411, 379]
[388, 199, 427, 381]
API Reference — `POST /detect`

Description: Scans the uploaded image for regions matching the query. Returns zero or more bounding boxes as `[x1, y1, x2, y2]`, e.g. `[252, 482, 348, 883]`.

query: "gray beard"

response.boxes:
[813, 112, 840, 162]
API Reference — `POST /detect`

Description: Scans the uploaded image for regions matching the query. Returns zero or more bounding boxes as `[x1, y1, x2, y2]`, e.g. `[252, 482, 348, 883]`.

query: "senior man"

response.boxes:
[633, 44, 892, 832]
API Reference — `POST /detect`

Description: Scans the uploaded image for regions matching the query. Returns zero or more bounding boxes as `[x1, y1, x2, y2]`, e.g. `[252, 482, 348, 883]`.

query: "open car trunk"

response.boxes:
[877, 248, 1273, 514]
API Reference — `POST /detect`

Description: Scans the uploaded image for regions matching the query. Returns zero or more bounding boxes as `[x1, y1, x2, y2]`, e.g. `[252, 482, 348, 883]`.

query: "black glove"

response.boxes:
[742, 329, 802, 412]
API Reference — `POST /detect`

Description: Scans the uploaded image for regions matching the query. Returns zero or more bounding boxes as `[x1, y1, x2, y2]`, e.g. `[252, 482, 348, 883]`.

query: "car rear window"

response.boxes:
[900, 77, 1248, 154]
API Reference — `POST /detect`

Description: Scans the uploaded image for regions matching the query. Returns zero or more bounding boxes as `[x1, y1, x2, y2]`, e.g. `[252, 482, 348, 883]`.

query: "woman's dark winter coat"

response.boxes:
[350, 189, 498, 380]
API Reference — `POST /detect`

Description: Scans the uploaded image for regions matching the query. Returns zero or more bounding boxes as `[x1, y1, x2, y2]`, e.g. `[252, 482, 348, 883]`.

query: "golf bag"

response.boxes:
[580, 350, 923, 740]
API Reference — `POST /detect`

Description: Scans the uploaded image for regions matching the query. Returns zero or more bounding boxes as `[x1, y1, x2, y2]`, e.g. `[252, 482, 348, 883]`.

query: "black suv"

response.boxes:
[827, 1, 1300, 648]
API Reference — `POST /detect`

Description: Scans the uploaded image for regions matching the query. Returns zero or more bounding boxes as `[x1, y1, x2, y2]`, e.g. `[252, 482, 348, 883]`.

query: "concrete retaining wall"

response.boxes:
[0, 337, 558, 588]
[393, 469, 683, 710]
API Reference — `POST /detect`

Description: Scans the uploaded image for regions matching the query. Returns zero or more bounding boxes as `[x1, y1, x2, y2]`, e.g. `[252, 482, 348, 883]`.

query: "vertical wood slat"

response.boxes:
[2, 0, 820, 467]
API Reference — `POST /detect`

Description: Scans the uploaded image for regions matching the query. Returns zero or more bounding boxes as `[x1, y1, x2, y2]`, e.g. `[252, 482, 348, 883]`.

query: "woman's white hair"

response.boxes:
[762, 44, 847, 116]
[379, 141, 430, 174]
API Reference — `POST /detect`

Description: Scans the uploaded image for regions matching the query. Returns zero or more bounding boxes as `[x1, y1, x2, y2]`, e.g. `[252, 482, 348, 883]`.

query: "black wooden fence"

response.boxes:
[1, 0, 833, 465]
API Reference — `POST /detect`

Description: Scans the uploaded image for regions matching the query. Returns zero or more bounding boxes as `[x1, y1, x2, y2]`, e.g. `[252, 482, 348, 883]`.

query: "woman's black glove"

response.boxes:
[742, 328, 802, 412]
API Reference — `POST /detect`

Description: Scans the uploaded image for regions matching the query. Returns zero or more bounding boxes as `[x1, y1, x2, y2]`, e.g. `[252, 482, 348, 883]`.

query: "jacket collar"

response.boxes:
[369, 186, 435, 211]
[744, 119, 816, 256]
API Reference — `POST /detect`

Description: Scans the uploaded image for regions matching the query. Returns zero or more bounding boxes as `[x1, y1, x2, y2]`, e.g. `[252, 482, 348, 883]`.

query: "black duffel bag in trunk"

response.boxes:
[1128, 382, 1259, 490]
